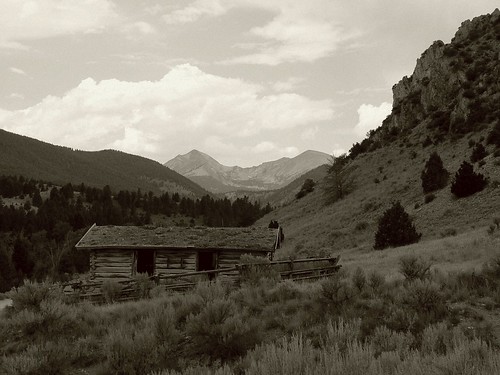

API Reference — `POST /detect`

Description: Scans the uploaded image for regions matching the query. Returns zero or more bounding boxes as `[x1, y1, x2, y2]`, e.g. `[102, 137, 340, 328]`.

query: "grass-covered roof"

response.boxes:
[76, 224, 279, 252]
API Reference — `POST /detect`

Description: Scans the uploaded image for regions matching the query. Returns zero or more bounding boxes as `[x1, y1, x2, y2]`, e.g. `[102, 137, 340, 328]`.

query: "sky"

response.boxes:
[0, 1, 498, 167]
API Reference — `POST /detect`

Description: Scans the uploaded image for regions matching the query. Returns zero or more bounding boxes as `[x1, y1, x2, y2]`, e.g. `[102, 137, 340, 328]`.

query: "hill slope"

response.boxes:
[165, 149, 330, 193]
[259, 9, 500, 258]
[0, 129, 208, 196]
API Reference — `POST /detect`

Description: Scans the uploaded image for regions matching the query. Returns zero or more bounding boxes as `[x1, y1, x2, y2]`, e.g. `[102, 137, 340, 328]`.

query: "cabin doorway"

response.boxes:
[198, 251, 217, 279]
[136, 250, 155, 276]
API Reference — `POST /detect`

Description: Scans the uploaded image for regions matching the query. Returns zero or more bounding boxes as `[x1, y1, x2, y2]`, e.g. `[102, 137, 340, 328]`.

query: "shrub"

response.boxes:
[319, 276, 355, 311]
[185, 298, 263, 362]
[132, 273, 155, 299]
[450, 161, 487, 198]
[403, 280, 445, 316]
[351, 267, 366, 292]
[295, 179, 315, 199]
[354, 221, 369, 231]
[399, 255, 431, 282]
[422, 136, 433, 148]
[470, 143, 488, 163]
[421, 152, 449, 193]
[368, 271, 385, 292]
[105, 325, 159, 375]
[7, 280, 63, 312]
[239, 254, 280, 285]
[420, 322, 467, 355]
[1, 342, 71, 375]
[374, 202, 421, 250]
[424, 193, 436, 204]
[369, 325, 413, 356]
[440, 227, 457, 237]
[486, 121, 500, 147]
[322, 319, 361, 353]
[323, 154, 357, 204]
[101, 280, 123, 304]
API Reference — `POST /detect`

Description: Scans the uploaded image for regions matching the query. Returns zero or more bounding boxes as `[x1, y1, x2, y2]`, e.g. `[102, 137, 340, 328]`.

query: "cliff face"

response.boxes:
[384, 8, 500, 139]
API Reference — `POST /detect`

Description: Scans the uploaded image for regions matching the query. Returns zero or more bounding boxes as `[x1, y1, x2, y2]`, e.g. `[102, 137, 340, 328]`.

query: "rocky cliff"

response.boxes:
[357, 9, 500, 152]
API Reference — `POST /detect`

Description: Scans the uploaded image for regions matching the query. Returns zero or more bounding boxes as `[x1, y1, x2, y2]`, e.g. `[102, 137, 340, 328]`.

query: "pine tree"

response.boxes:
[0, 242, 16, 292]
[374, 201, 421, 250]
[451, 161, 487, 198]
[32, 188, 43, 207]
[421, 152, 449, 193]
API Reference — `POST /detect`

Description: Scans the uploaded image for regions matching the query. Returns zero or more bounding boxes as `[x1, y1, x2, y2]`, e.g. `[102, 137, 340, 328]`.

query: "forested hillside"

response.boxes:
[0, 129, 208, 197]
[0, 175, 272, 292]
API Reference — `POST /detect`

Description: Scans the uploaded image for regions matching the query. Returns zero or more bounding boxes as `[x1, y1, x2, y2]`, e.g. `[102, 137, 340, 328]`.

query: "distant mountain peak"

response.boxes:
[164, 150, 331, 193]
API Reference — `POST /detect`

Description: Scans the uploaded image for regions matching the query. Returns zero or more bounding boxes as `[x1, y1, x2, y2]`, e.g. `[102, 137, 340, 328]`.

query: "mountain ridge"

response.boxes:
[165, 149, 331, 193]
[0, 129, 209, 197]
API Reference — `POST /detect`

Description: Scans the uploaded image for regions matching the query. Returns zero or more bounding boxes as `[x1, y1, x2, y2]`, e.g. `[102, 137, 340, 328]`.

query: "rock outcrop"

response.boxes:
[382, 9, 500, 141]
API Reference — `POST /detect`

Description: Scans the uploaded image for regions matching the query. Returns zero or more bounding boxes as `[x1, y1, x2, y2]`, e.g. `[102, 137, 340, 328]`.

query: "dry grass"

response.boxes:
[339, 228, 500, 281]
[258, 131, 500, 264]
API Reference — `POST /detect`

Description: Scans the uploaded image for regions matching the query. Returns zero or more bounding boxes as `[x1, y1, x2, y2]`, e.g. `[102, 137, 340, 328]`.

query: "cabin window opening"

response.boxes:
[198, 251, 217, 280]
[136, 250, 155, 276]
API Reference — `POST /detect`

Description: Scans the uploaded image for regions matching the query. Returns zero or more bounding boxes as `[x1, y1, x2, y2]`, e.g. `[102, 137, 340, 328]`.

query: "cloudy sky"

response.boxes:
[0, 1, 497, 166]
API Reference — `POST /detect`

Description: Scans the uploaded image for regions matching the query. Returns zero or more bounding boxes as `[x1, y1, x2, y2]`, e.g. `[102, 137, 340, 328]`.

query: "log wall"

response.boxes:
[92, 249, 134, 281]
[155, 250, 197, 275]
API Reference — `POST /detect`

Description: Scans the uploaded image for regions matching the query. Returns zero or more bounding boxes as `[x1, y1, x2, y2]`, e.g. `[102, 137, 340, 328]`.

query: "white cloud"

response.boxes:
[0, 0, 118, 48]
[121, 22, 156, 36]
[252, 141, 276, 153]
[8, 93, 25, 100]
[300, 126, 318, 141]
[163, 0, 357, 65]
[271, 77, 304, 92]
[0, 64, 334, 166]
[163, 0, 226, 24]
[354, 102, 392, 137]
[9, 67, 27, 76]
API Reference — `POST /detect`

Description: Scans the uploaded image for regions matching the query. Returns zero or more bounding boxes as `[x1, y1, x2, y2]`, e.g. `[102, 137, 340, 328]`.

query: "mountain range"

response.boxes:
[164, 149, 331, 193]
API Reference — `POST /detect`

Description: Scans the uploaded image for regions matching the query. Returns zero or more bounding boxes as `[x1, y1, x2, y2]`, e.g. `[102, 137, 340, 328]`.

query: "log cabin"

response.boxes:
[75, 224, 283, 281]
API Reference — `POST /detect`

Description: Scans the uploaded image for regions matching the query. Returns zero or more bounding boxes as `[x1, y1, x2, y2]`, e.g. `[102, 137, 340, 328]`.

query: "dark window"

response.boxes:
[137, 250, 155, 276]
[198, 252, 217, 280]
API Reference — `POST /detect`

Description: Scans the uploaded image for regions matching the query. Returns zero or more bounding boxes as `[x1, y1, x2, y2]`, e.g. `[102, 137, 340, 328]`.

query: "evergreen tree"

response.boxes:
[421, 152, 449, 193]
[0, 242, 16, 292]
[32, 188, 43, 207]
[12, 235, 34, 278]
[451, 161, 487, 198]
[374, 201, 421, 250]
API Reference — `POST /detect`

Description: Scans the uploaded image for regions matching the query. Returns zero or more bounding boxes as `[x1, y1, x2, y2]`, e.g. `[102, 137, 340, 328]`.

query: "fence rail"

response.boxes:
[62, 256, 341, 303]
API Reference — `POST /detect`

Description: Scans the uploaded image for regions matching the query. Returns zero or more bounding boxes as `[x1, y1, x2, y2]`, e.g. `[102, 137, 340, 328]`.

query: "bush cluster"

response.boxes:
[421, 152, 449, 193]
[450, 161, 487, 198]
[374, 202, 421, 250]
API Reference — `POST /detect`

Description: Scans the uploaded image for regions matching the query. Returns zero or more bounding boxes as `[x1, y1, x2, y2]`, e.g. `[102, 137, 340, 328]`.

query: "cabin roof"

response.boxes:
[75, 224, 280, 252]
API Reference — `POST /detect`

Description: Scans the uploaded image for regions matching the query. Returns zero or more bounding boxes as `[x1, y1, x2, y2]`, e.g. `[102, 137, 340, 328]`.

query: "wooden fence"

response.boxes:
[62, 256, 341, 303]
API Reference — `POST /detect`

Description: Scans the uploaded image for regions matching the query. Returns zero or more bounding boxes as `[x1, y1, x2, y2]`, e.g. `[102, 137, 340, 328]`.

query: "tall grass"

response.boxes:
[2, 252, 500, 374]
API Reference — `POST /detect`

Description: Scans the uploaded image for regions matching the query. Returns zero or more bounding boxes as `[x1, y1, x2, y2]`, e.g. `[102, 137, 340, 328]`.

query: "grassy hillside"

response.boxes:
[259, 9, 500, 259]
[0, 129, 208, 197]
[260, 132, 500, 258]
